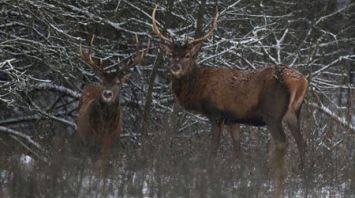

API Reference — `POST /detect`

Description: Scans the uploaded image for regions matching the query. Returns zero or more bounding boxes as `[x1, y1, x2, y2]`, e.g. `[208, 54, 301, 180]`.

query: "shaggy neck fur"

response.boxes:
[89, 99, 120, 128]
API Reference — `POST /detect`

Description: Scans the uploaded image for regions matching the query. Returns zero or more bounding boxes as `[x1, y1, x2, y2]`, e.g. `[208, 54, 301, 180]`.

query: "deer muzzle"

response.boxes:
[170, 64, 182, 74]
[102, 90, 113, 103]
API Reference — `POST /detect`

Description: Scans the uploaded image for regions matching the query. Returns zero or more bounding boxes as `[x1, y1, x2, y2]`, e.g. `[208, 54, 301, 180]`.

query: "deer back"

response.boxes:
[171, 66, 288, 124]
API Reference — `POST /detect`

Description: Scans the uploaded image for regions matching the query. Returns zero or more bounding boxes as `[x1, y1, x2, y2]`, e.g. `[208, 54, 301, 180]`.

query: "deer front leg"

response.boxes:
[228, 124, 241, 158]
[210, 121, 223, 160]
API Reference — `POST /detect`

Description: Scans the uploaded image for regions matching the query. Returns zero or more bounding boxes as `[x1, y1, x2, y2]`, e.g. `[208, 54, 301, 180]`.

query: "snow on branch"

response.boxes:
[312, 55, 355, 76]
[0, 126, 46, 153]
[30, 82, 81, 99]
[306, 102, 355, 134]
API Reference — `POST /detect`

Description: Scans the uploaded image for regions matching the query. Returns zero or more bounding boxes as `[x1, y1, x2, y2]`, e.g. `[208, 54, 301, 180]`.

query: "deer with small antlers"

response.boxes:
[77, 35, 149, 160]
[152, 5, 308, 168]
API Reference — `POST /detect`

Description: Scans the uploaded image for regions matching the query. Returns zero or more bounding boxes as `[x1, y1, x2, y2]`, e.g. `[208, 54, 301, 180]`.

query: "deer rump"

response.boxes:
[172, 65, 297, 126]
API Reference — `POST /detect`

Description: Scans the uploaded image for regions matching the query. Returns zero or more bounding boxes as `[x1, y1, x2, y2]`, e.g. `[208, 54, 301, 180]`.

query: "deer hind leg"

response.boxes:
[265, 121, 287, 197]
[228, 124, 241, 158]
[210, 121, 223, 160]
[266, 121, 287, 163]
[284, 82, 307, 168]
[284, 110, 306, 169]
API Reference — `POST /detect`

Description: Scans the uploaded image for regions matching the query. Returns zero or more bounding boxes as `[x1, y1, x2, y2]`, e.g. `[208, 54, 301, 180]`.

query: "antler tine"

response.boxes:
[80, 35, 95, 66]
[80, 35, 105, 77]
[152, 4, 173, 43]
[80, 36, 95, 65]
[134, 36, 151, 65]
[128, 35, 143, 67]
[188, 8, 219, 45]
[119, 35, 151, 75]
[140, 37, 151, 61]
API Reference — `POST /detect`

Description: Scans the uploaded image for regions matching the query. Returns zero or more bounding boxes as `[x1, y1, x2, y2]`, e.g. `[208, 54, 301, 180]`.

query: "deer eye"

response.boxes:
[184, 54, 190, 58]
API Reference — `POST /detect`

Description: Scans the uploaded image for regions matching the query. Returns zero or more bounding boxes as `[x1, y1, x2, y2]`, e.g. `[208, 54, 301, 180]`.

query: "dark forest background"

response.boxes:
[0, 0, 354, 197]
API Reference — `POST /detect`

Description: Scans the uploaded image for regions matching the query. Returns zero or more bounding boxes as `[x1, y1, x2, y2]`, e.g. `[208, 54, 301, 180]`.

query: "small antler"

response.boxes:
[80, 35, 95, 65]
[79, 35, 104, 77]
[119, 35, 151, 73]
[188, 8, 219, 45]
[152, 4, 173, 44]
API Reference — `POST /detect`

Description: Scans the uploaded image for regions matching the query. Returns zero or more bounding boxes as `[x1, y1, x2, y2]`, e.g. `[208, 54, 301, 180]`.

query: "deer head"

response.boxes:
[152, 4, 218, 79]
[79, 35, 149, 105]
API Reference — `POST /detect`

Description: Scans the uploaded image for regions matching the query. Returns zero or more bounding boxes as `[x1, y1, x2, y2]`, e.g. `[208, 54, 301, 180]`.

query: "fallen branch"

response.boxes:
[0, 126, 47, 154]
[9, 134, 48, 163]
[31, 82, 81, 98]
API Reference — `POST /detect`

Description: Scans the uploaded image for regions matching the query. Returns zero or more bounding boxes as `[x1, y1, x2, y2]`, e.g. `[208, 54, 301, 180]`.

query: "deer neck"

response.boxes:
[171, 64, 201, 110]
[89, 99, 121, 125]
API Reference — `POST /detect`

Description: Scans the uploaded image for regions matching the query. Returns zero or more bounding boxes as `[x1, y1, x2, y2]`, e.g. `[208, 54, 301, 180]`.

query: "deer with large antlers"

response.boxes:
[152, 5, 308, 167]
[77, 35, 149, 160]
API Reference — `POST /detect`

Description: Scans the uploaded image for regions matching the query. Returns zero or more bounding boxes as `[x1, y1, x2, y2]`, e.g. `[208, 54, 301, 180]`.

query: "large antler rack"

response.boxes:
[152, 4, 219, 45]
[80, 35, 150, 79]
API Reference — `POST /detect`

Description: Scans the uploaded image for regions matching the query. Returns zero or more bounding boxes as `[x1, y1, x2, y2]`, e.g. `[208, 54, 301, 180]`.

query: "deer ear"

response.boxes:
[159, 43, 172, 55]
[189, 43, 203, 57]
[120, 73, 132, 84]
